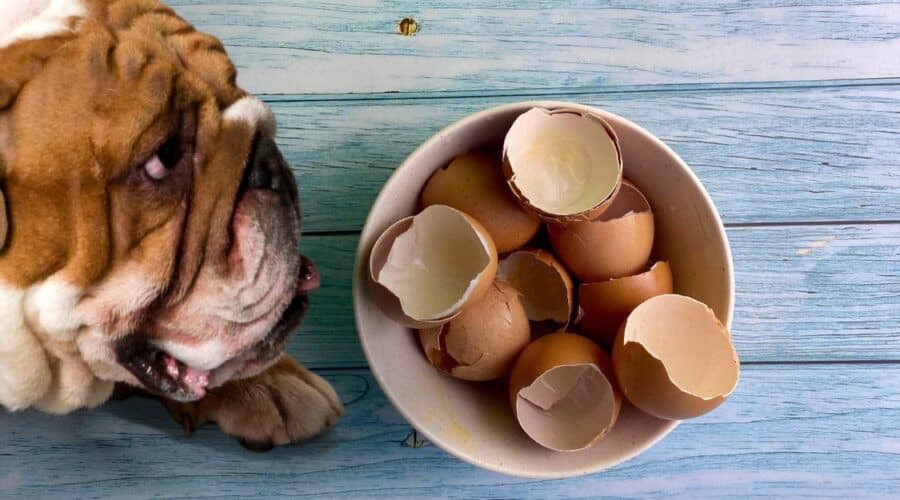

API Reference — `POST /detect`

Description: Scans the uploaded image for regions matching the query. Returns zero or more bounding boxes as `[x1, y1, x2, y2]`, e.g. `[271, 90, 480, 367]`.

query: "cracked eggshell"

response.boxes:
[548, 179, 654, 282]
[419, 281, 531, 381]
[613, 294, 740, 420]
[421, 152, 541, 253]
[369, 204, 498, 328]
[508, 332, 622, 452]
[576, 261, 674, 346]
[502, 107, 623, 223]
[498, 248, 574, 335]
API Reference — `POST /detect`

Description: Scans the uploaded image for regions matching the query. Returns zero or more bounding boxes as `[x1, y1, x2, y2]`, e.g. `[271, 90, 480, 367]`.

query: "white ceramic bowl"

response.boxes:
[353, 101, 734, 478]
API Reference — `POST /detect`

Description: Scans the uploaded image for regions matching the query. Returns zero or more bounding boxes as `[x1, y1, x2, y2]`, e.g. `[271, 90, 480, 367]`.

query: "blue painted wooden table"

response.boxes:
[2, 1, 899, 497]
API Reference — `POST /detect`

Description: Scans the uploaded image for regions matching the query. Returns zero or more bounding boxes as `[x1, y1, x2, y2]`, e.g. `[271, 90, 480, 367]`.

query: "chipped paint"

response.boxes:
[797, 235, 836, 255]
[402, 430, 426, 448]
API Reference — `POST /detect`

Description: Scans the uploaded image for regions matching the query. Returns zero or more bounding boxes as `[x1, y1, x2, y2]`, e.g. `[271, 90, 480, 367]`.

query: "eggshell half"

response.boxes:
[576, 261, 674, 346]
[498, 249, 574, 335]
[502, 107, 623, 223]
[419, 281, 531, 381]
[548, 179, 654, 282]
[509, 332, 622, 452]
[421, 152, 541, 253]
[612, 294, 740, 420]
[369, 205, 498, 328]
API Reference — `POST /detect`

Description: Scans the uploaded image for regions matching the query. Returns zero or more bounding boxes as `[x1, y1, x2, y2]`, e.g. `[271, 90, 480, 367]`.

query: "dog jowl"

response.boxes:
[0, 0, 342, 448]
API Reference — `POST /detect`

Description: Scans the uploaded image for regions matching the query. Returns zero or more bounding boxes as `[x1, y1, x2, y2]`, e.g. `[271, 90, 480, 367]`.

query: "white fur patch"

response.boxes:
[79, 265, 160, 328]
[223, 96, 276, 139]
[23, 278, 83, 340]
[154, 338, 231, 371]
[0, 0, 86, 49]
[0, 283, 52, 410]
[33, 355, 113, 414]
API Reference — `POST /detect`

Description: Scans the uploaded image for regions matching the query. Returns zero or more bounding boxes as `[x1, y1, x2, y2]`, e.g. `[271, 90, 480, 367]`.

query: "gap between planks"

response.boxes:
[260, 77, 900, 105]
[303, 220, 900, 238]
[313, 359, 900, 372]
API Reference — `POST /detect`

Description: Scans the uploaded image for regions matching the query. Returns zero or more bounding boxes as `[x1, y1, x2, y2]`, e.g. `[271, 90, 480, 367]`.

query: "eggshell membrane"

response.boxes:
[502, 107, 623, 223]
[509, 332, 622, 452]
[419, 281, 531, 381]
[576, 261, 673, 346]
[548, 179, 654, 282]
[370, 205, 498, 328]
[421, 152, 541, 253]
[612, 294, 739, 420]
[498, 248, 574, 334]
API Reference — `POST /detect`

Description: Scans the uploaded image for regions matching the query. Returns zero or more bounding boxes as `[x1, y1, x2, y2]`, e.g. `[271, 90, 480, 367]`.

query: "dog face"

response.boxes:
[0, 0, 318, 408]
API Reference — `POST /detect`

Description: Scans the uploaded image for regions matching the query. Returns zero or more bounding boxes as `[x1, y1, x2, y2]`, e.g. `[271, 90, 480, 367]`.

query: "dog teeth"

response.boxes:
[164, 356, 181, 378]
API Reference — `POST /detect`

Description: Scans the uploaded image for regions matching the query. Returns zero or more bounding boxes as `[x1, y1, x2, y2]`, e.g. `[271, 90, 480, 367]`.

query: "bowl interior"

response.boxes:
[353, 101, 734, 478]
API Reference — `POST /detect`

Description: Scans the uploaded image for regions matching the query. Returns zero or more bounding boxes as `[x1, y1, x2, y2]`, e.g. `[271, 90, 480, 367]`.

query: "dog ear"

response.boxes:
[0, 39, 62, 253]
[0, 114, 8, 252]
[0, 188, 7, 251]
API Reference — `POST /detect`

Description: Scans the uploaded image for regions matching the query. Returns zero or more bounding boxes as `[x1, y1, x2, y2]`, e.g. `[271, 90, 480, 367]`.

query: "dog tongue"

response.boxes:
[164, 355, 210, 397]
[297, 255, 320, 293]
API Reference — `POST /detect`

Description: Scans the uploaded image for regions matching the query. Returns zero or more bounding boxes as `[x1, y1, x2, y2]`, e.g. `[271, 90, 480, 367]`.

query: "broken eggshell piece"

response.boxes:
[548, 179, 654, 282]
[613, 294, 740, 420]
[502, 107, 623, 223]
[369, 204, 498, 328]
[509, 332, 622, 452]
[576, 261, 674, 346]
[421, 152, 541, 253]
[498, 248, 574, 335]
[419, 280, 531, 381]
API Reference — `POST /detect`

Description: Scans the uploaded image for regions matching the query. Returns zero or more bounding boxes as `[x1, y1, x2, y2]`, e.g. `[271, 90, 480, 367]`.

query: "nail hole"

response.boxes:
[398, 17, 419, 36]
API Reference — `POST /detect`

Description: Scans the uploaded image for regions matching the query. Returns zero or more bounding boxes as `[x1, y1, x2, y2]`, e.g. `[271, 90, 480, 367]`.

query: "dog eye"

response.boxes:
[144, 135, 180, 180]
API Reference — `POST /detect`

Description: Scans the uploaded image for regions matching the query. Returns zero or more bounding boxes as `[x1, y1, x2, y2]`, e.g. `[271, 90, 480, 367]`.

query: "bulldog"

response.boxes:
[0, 0, 343, 449]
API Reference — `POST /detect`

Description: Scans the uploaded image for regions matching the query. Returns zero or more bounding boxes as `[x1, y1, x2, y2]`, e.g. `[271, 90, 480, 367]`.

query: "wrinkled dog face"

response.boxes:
[0, 0, 316, 402]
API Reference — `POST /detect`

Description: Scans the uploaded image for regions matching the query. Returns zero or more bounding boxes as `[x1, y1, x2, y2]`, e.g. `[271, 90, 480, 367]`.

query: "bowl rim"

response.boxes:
[352, 100, 735, 478]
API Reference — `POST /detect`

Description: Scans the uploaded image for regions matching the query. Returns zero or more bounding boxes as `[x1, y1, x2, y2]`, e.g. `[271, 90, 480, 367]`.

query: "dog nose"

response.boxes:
[245, 137, 289, 193]
[296, 255, 320, 294]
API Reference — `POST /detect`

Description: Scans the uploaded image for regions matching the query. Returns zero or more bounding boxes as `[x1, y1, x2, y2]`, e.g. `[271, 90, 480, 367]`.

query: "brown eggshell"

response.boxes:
[576, 261, 674, 346]
[548, 179, 654, 282]
[369, 205, 498, 328]
[421, 152, 541, 253]
[502, 107, 623, 223]
[419, 281, 531, 381]
[498, 248, 574, 335]
[612, 294, 740, 420]
[508, 332, 622, 452]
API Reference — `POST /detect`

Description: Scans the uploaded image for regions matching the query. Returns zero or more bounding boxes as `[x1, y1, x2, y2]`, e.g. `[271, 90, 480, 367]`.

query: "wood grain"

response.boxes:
[292, 223, 900, 368]
[276, 86, 900, 233]
[1, 364, 897, 498]
[167, 0, 900, 95]
[0, 1, 894, 494]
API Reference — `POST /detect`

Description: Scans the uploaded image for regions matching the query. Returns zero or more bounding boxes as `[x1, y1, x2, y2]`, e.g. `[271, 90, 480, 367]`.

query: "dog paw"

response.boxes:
[162, 356, 344, 449]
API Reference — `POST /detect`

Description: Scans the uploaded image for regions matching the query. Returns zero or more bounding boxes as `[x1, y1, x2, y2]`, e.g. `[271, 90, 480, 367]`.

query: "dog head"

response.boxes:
[0, 0, 318, 405]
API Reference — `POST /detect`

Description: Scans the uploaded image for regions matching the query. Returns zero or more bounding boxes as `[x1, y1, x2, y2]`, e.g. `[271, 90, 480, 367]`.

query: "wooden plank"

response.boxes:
[1, 364, 897, 497]
[166, 0, 900, 95]
[279, 86, 900, 233]
[293, 223, 900, 368]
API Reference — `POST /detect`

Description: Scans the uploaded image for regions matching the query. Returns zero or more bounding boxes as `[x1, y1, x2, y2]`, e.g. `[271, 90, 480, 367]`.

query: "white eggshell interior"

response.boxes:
[504, 108, 619, 215]
[625, 294, 738, 399]
[354, 101, 734, 478]
[376, 205, 491, 321]
[516, 364, 616, 452]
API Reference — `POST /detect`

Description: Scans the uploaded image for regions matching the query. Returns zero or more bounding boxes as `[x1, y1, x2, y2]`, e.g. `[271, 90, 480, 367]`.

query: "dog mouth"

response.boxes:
[116, 345, 213, 401]
[116, 256, 319, 401]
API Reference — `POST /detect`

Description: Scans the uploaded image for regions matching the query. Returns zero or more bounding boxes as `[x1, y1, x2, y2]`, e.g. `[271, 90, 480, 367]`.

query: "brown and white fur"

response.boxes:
[0, 0, 343, 449]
